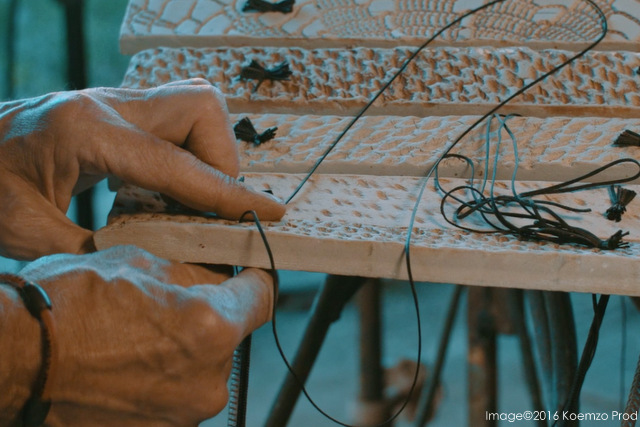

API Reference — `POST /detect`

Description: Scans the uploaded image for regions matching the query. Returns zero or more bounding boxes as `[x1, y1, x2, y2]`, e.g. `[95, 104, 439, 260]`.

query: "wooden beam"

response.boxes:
[95, 176, 640, 295]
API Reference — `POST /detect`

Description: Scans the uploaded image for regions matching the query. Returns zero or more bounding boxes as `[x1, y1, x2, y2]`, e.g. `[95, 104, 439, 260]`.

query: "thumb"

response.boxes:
[186, 268, 276, 342]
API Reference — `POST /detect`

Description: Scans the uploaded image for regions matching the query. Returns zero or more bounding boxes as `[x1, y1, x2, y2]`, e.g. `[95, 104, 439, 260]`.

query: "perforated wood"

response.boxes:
[119, 0, 640, 54]
[122, 46, 640, 118]
[97, 0, 640, 294]
[229, 113, 640, 183]
[94, 177, 640, 295]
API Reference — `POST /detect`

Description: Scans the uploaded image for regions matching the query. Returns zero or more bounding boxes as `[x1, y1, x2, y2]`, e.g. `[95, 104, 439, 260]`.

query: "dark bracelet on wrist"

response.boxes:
[0, 273, 57, 427]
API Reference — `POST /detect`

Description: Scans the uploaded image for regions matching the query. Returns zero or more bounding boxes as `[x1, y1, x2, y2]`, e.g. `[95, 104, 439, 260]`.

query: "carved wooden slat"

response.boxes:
[122, 46, 640, 118]
[105, 0, 640, 299]
[119, 0, 640, 54]
[94, 175, 640, 295]
[231, 113, 640, 183]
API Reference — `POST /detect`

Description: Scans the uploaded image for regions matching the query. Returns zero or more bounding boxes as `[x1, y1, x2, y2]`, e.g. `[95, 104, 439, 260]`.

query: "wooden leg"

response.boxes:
[508, 290, 547, 427]
[354, 279, 391, 426]
[524, 291, 578, 426]
[414, 285, 464, 427]
[467, 287, 497, 427]
[264, 275, 365, 427]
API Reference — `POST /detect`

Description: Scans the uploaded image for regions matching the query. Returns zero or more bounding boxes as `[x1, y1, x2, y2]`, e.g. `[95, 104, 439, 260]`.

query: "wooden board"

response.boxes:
[95, 176, 640, 296]
[122, 46, 640, 118]
[119, 0, 640, 54]
[228, 113, 640, 182]
[99, 0, 640, 296]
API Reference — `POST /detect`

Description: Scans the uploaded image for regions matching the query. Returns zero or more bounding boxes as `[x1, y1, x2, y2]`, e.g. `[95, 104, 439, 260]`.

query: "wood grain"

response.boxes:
[95, 175, 640, 295]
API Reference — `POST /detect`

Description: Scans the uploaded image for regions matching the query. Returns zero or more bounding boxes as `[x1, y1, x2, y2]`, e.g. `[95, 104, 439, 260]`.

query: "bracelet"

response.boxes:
[0, 273, 57, 427]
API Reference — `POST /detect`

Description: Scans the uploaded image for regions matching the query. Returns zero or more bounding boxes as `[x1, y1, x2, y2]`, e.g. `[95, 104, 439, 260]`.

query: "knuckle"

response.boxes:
[194, 84, 228, 113]
[181, 295, 244, 357]
[44, 91, 96, 121]
[188, 77, 213, 87]
[184, 297, 236, 343]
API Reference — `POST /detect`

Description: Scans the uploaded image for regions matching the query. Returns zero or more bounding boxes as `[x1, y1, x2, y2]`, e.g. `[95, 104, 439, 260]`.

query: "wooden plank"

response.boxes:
[122, 46, 640, 118]
[119, 0, 640, 54]
[94, 175, 640, 296]
[230, 113, 640, 183]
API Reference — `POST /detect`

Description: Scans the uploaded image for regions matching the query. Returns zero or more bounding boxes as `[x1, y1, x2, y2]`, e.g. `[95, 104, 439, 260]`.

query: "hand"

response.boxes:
[0, 80, 285, 260]
[2, 245, 275, 427]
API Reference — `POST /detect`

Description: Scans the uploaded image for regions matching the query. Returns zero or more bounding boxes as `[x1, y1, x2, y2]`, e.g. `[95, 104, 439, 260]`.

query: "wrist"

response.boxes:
[0, 284, 42, 425]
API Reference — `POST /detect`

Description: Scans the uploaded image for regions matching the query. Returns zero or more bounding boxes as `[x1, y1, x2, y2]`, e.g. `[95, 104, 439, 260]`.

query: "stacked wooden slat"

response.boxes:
[96, 0, 640, 295]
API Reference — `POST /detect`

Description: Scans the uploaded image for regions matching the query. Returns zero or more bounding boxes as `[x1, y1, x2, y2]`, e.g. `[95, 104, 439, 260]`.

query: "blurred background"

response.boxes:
[1, 0, 129, 99]
[1, 2, 640, 426]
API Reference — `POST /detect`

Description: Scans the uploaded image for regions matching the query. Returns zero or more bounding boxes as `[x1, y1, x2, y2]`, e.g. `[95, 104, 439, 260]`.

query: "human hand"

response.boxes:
[2, 245, 274, 427]
[0, 80, 285, 260]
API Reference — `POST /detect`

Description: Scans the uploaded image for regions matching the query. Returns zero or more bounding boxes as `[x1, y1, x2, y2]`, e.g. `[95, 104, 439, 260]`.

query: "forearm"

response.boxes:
[0, 286, 41, 427]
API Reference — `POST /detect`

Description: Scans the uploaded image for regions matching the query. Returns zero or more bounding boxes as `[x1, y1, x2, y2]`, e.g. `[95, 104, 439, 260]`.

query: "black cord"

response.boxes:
[285, 0, 509, 205]
[241, 1, 612, 425]
[551, 294, 610, 427]
[404, 0, 609, 255]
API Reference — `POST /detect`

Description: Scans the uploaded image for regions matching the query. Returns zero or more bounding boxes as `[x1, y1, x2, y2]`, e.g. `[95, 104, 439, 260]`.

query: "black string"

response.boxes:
[285, 0, 509, 205]
[433, 113, 640, 248]
[242, 0, 294, 14]
[272, 3, 513, 425]
[240, 0, 614, 425]
[239, 211, 419, 427]
[551, 294, 610, 427]
[404, 0, 609, 259]
[438, 152, 640, 249]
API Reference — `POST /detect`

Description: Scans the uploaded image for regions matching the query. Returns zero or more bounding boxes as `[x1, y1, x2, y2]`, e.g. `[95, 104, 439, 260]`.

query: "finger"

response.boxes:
[97, 124, 285, 220]
[0, 182, 94, 260]
[161, 78, 212, 87]
[162, 262, 234, 287]
[97, 82, 240, 178]
[188, 268, 275, 340]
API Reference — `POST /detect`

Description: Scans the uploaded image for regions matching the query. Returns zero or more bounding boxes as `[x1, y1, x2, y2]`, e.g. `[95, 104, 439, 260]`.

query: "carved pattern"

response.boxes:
[120, 0, 640, 53]
[108, 0, 640, 292]
[230, 113, 640, 184]
[122, 46, 640, 118]
[96, 178, 640, 292]
[108, 175, 640, 243]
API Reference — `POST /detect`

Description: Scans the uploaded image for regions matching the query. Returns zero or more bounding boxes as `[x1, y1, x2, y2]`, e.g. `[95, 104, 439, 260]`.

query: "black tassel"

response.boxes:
[601, 229, 631, 250]
[238, 60, 292, 92]
[605, 184, 636, 222]
[234, 117, 278, 145]
[518, 220, 630, 250]
[243, 0, 294, 13]
[613, 129, 640, 147]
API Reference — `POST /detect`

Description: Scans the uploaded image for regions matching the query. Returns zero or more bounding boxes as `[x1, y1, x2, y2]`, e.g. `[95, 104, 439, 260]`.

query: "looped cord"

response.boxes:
[436, 114, 640, 250]
[242, 0, 612, 425]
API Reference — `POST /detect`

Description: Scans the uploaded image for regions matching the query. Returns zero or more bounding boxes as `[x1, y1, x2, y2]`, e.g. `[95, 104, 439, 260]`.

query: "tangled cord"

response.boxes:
[436, 115, 640, 250]
[236, 0, 626, 425]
